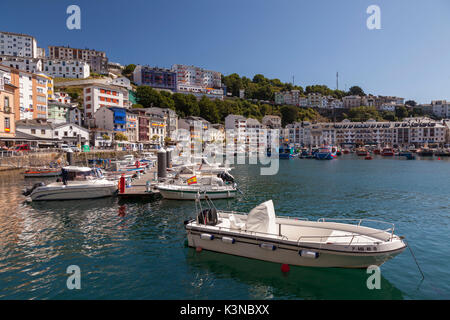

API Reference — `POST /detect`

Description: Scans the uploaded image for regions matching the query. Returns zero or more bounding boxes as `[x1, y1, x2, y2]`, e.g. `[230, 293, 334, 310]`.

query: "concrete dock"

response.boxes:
[117, 168, 161, 199]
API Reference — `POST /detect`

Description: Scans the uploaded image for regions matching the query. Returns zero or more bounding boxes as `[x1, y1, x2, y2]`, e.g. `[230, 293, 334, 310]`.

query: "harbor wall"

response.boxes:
[0, 150, 149, 172]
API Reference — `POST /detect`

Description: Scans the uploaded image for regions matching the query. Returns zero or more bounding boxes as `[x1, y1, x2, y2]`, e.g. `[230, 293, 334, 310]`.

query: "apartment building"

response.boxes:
[172, 64, 223, 99]
[225, 114, 247, 145]
[0, 31, 38, 58]
[0, 56, 42, 73]
[275, 90, 302, 106]
[132, 109, 150, 142]
[0, 73, 17, 139]
[83, 84, 126, 120]
[54, 92, 73, 104]
[93, 106, 127, 133]
[126, 110, 138, 142]
[1, 66, 49, 120]
[145, 107, 178, 137]
[262, 115, 282, 129]
[343, 95, 362, 108]
[133, 66, 177, 91]
[286, 118, 447, 147]
[48, 46, 108, 74]
[431, 100, 450, 118]
[43, 59, 90, 79]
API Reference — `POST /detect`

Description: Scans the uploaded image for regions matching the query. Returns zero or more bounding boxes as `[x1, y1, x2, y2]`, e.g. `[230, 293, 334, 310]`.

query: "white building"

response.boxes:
[83, 84, 126, 120]
[431, 100, 450, 118]
[0, 56, 42, 73]
[0, 31, 38, 58]
[379, 102, 397, 112]
[15, 119, 89, 144]
[43, 59, 90, 79]
[172, 64, 223, 99]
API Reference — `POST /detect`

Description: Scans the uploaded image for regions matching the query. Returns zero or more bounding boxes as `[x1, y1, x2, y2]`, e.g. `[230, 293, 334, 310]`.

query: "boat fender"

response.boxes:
[260, 243, 277, 251]
[200, 233, 214, 241]
[299, 250, 319, 259]
[222, 237, 235, 244]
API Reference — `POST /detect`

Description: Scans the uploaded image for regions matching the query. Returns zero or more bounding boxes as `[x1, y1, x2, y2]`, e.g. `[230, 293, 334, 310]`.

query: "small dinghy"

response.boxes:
[24, 169, 61, 178]
[185, 199, 406, 268]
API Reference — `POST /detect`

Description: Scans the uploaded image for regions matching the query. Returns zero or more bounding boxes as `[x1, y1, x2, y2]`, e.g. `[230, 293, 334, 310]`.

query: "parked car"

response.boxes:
[13, 144, 31, 152]
[60, 144, 72, 152]
[69, 145, 81, 152]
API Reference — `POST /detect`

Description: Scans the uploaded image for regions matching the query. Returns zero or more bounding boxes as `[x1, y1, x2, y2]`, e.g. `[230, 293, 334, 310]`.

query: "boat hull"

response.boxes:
[158, 187, 237, 200]
[24, 170, 61, 178]
[186, 230, 405, 268]
[30, 184, 117, 201]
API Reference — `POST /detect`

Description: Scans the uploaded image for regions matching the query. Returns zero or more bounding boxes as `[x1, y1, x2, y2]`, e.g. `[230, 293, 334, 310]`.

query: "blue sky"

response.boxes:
[1, 0, 450, 103]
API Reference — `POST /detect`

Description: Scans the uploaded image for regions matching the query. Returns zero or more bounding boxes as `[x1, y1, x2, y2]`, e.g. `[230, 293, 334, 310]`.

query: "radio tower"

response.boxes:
[336, 72, 339, 90]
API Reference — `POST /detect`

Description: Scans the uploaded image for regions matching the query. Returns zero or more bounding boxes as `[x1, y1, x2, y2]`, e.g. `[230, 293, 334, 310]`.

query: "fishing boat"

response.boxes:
[23, 166, 117, 201]
[315, 146, 337, 160]
[416, 148, 434, 157]
[365, 155, 373, 160]
[381, 148, 395, 157]
[24, 169, 61, 178]
[185, 199, 406, 268]
[279, 146, 297, 159]
[356, 148, 369, 157]
[157, 174, 238, 200]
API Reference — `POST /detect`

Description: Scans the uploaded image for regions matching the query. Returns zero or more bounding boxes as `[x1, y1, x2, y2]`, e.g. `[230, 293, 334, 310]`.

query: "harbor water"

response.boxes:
[0, 155, 449, 299]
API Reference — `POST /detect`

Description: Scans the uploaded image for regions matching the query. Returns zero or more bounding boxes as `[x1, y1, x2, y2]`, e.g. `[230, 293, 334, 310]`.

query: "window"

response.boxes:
[41, 129, 45, 134]
[4, 117, 10, 132]
[31, 129, 36, 134]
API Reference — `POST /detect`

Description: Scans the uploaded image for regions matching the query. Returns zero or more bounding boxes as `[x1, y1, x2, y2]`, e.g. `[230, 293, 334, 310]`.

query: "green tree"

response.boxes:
[280, 105, 299, 126]
[132, 103, 144, 109]
[115, 133, 128, 141]
[122, 64, 136, 79]
[348, 86, 365, 96]
[405, 100, 417, 107]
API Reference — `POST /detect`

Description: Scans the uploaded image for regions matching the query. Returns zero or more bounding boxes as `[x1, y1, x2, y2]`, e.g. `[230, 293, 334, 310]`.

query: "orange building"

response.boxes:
[0, 65, 50, 121]
[0, 75, 17, 139]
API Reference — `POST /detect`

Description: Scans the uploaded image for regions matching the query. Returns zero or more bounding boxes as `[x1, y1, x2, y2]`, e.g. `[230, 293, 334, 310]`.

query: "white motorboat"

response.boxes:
[157, 175, 238, 200]
[23, 166, 118, 201]
[185, 200, 406, 268]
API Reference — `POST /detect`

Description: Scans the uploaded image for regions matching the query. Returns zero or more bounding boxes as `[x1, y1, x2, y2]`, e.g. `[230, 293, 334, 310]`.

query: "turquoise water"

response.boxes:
[0, 155, 449, 299]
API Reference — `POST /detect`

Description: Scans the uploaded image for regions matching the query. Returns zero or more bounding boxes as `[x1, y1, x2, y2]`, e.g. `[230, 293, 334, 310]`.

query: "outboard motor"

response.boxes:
[23, 182, 45, 196]
[197, 208, 218, 226]
[217, 171, 235, 184]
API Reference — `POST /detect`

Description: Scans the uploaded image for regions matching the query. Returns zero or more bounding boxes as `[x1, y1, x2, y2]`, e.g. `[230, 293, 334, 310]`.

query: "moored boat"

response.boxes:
[157, 174, 238, 200]
[381, 148, 395, 156]
[315, 146, 337, 160]
[23, 166, 117, 201]
[24, 169, 61, 178]
[185, 199, 406, 268]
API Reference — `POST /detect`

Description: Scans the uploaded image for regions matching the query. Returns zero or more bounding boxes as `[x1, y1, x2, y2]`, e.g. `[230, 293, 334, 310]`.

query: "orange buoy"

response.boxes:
[196, 247, 202, 252]
[281, 264, 290, 273]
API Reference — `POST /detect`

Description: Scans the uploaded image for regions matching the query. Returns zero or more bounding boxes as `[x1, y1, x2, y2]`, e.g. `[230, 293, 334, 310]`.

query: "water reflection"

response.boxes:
[185, 249, 404, 300]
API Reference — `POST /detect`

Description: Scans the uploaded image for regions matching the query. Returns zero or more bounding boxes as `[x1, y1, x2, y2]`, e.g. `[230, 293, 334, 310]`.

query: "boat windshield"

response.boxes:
[62, 168, 103, 182]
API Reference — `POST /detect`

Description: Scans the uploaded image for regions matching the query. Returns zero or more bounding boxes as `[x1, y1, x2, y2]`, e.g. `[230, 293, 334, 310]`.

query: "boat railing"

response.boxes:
[316, 218, 395, 240]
